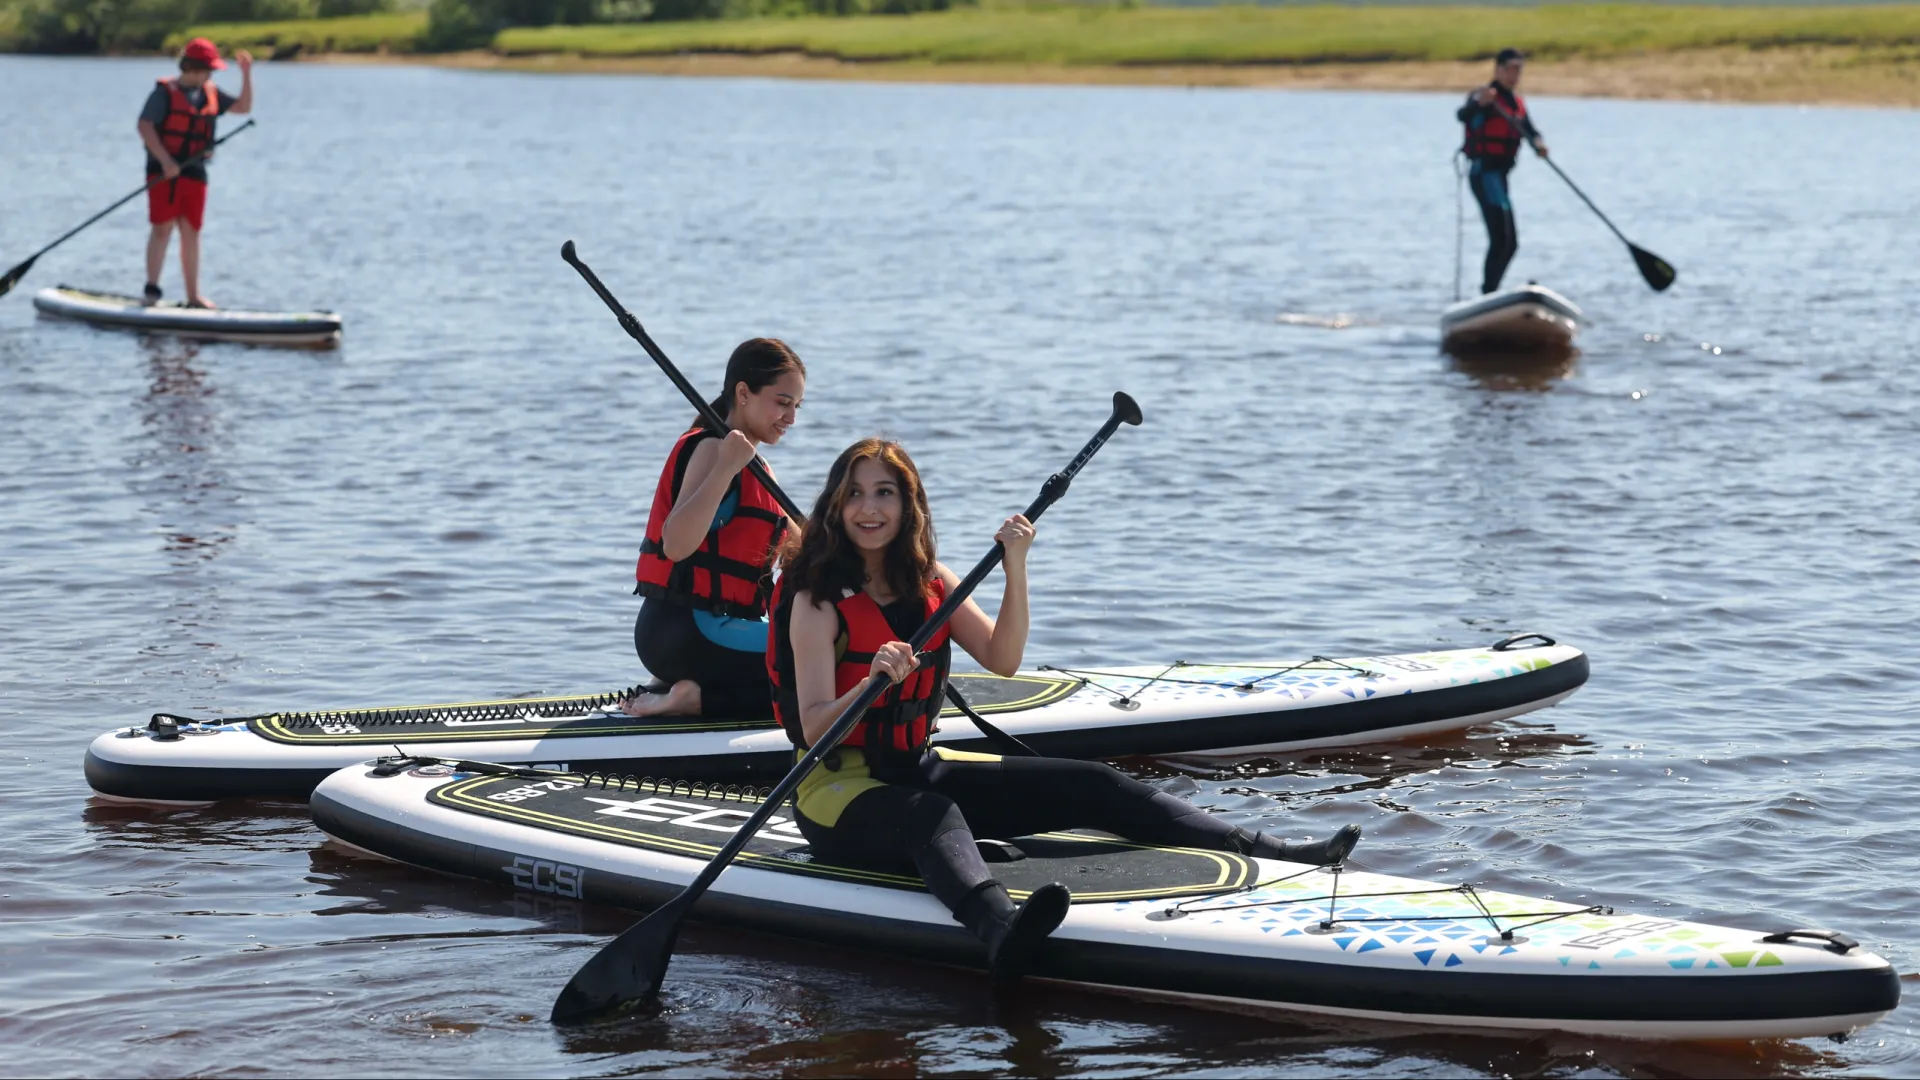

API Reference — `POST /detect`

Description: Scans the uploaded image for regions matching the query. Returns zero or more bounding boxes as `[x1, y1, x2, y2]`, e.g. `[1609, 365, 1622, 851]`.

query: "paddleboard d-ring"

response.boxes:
[1147, 906, 1189, 922]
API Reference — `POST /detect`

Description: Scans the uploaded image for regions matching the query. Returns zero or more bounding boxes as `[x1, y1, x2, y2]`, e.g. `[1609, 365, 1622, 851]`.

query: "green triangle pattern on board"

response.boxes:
[1721, 951, 1756, 968]
[1756, 951, 1784, 967]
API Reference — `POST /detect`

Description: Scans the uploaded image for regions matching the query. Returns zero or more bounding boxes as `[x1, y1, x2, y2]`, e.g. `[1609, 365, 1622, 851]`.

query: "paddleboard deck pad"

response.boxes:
[85, 635, 1588, 803]
[312, 764, 1900, 1040]
[33, 286, 343, 347]
[1440, 284, 1581, 355]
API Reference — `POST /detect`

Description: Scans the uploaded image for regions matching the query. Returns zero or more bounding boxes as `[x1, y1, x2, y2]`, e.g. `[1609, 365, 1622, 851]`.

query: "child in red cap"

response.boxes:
[137, 37, 253, 308]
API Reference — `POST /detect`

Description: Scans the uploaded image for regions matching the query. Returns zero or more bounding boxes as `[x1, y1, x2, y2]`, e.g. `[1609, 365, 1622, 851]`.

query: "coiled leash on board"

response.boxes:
[1454, 149, 1468, 304]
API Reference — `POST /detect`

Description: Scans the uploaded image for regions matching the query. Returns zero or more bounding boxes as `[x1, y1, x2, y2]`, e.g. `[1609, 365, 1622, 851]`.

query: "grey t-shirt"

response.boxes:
[141, 82, 237, 180]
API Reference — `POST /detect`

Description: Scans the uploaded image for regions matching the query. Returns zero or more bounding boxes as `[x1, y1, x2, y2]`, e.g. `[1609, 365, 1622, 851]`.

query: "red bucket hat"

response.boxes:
[181, 37, 226, 69]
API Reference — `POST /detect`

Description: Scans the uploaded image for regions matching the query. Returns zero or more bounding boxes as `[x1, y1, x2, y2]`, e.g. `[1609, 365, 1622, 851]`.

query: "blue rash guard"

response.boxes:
[689, 491, 771, 653]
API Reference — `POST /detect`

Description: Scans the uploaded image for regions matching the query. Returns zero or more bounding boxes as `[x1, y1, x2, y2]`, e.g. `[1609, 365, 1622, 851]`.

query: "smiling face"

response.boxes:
[732, 371, 804, 445]
[840, 457, 904, 555]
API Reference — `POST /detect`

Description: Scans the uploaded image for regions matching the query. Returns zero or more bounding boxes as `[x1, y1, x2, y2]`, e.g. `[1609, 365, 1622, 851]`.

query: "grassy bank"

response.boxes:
[165, 5, 1920, 105]
[491, 4, 1920, 65]
[165, 10, 428, 55]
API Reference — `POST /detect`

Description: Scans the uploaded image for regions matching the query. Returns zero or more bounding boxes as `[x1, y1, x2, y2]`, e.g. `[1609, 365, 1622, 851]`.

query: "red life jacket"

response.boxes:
[155, 78, 220, 165]
[1463, 88, 1529, 167]
[768, 574, 952, 756]
[634, 426, 788, 619]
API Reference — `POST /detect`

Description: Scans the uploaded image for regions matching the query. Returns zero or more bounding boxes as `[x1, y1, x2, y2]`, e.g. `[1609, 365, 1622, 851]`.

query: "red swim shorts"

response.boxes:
[147, 175, 208, 231]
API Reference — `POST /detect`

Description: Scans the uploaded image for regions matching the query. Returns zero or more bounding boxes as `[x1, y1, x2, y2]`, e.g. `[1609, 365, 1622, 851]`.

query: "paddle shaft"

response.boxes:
[560, 241, 804, 525]
[562, 241, 1039, 756]
[662, 397, 1135, 905]
[550, 392, 1140, 1023]
[1, 120, 256, 295]
[1486, 103, 1634, 247]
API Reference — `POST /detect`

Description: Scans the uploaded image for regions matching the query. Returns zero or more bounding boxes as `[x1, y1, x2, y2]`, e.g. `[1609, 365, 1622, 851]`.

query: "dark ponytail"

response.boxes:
[707, 338, 806, 422]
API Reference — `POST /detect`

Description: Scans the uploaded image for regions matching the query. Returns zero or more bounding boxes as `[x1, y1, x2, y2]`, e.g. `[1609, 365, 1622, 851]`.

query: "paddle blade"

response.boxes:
[550, 899, 685, 1025]
[0, 256, 36, 299]
[1631, 245, 1676, 292]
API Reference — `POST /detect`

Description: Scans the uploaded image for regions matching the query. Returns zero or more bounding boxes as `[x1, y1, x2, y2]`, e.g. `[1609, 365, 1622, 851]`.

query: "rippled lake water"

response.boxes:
[1, 54, 1916, 1077]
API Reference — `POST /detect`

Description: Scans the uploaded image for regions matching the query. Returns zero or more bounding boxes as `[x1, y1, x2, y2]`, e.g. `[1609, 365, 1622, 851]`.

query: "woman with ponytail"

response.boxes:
[624, 338, 805, 718]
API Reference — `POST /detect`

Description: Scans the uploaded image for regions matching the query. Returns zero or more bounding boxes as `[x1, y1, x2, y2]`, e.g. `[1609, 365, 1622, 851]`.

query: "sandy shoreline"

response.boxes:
[299, 45, 1920, 107]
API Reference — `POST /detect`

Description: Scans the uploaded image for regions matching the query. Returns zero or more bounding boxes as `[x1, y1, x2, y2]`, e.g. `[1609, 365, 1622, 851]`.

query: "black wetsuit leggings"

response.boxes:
[794, 750, 1253, 919]
[632, 597, 770, 720]
[1469, 164, 1519, 294]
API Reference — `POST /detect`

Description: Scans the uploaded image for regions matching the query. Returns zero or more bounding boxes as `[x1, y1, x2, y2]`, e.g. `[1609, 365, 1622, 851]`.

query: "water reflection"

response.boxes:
[128, 337, 245, 679]
[1447, 346, 1580, 391]
[81, 797, 312, 851]
[134, 337, 237, 567]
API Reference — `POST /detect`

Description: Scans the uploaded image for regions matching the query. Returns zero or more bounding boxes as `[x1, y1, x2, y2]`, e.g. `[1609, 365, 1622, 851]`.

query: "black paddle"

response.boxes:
[549, 390, 1144, 1025]
[1490, 104, 1675, 292]
[0, 119, 257, 301]
[561, 239, 804, 526]
[562, 239, 1038, 758]
[1537, 153, 1676, 292]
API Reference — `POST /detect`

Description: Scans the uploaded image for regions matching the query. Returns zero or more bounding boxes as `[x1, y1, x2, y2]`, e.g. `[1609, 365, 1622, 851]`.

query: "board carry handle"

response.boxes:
[1760, 928, 1858, 955]
[1490, 632, 1556, 651]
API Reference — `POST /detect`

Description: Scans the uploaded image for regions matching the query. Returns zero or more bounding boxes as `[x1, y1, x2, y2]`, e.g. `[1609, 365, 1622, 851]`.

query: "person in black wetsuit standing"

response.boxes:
[1458, 47, 1549, 294]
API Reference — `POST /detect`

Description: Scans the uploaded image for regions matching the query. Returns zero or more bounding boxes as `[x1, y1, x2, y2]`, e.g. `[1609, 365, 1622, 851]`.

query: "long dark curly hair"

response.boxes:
[781, 437, 936, 604]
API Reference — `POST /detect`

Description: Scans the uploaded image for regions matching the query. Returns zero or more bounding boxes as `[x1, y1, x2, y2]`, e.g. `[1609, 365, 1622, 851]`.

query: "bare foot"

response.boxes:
[185, 296, 218, 310]
[620, 679, 701, 717]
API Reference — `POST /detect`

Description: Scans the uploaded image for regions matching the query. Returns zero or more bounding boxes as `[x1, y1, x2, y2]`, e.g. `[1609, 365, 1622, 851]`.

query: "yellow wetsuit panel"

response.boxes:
[793, 745, 1006, 827]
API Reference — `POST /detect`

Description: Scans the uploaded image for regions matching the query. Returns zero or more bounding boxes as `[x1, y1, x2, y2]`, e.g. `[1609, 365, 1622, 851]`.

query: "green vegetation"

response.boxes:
[14, 0, 1920, 75]
[162, 9, 426, 52]
[1, 0, 393, 51]
[490, 4, 1920, 65]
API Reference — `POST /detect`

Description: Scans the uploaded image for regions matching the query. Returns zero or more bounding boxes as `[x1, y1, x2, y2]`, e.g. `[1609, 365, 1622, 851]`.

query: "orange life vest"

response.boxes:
[768, 575, 952, 756]
[155, 78, 220, 165]
[1463, 88, 1529, 167]
[634, 426, 788, 620]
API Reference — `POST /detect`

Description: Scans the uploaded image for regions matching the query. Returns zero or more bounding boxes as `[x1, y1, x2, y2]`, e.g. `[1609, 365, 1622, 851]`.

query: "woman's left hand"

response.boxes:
[995, 514, 1035, 560]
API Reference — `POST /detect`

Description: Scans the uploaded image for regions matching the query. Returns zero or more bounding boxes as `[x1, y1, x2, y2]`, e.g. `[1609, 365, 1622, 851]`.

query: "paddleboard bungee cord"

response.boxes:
[145, 683, 657, 738]
[1038, 657, 1381, 706]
